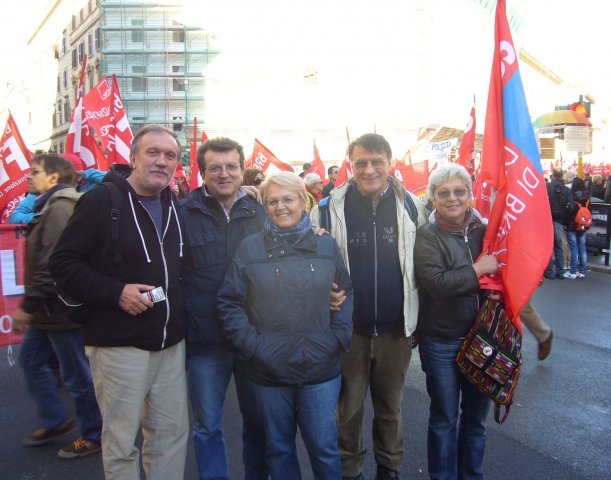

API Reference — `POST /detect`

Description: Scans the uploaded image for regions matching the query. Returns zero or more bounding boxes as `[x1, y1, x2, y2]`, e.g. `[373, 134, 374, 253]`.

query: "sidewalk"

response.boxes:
[587, 252, 611, 274]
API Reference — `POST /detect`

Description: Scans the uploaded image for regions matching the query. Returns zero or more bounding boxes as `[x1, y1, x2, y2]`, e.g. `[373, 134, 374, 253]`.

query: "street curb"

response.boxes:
[588, 264, 611, 274]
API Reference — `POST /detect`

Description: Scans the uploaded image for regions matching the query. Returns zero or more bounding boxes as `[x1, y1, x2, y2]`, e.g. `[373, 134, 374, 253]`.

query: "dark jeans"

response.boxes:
[337, 328, 412, 476]
[187, 347, 268, 480]
[546, 221, 565, 276]
[18, 327, 102, 442]
[253, 376, 341, 480]
[419, 336, 491, 480]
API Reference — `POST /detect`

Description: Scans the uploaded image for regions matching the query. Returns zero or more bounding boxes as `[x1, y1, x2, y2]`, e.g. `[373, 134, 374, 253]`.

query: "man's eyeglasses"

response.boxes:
[266, 196, 299, 208]
[352, 158, 387, 170]
[206, 163, 241, 175]
[435, 188, 469, 200]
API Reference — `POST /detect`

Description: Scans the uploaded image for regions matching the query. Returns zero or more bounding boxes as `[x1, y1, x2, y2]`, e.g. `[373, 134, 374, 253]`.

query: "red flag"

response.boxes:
[82, 75, 132, 166]
[249, 139, 294, 173]
[305, 141, 326, 179]
[472, 172, 493, 220]
[65, 54, 108, 170]
[335, 127, 352, 187]
[0, 113, 33, 222]
[0, 224, 27, 346]
[457, 101, 476, 175]
[189, 118, 208, 190]
[389, 155, 429, 197]
[479, 0, 553, 328]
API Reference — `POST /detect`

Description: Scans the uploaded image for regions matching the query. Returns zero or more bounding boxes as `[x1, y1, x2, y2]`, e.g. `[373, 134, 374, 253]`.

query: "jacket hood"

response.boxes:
[48, 187, 82, 204]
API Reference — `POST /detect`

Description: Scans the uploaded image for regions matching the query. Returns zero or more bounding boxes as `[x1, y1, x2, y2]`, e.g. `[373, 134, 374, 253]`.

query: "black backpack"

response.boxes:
[548, 182, 570, 224]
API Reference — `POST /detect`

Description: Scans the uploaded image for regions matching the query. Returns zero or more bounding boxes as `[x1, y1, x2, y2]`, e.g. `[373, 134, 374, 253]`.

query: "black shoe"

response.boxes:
[544, 272, 555, 279]
[555, 274, 565, 280]
[375, 464, 400, 480]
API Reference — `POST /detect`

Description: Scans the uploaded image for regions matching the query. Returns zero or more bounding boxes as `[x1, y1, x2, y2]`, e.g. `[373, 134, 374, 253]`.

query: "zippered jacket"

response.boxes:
[23, 187, 82, 331]
[49, 165, 185, 351]
[414, 217, 485, 339]
[310, 177, 428, 337]
[178, 187, 267, 351]
[218, 228, 354, 386]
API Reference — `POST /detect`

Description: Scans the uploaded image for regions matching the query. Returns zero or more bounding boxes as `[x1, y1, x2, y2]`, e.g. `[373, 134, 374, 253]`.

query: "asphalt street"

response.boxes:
[1, 270, 610, 480]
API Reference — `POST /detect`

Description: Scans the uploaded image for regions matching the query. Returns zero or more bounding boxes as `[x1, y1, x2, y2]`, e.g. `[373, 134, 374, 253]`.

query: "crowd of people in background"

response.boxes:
[9, 125, 608, 480]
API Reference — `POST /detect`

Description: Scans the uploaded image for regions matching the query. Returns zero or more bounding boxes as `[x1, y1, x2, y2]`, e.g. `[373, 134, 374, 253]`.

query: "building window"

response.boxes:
[80, 8, 84, 22]
[132, 65, 146, 92]
[172, 65, 183, 73]
[172, 29, 185, 43]
[131, 20, 144, 43]
[64, 97, 70, 121]
[57, 75, 61, 93]
[63, 69, 68, 89]
[61, 35, 67, 56]
[173, 79, 185, 91]
[88, 32, 93, 56]
[95, 28, 100, 50]
[72, 49, 77, 68]
[72, 15, 76, 30]
[78, 42, 84, 63]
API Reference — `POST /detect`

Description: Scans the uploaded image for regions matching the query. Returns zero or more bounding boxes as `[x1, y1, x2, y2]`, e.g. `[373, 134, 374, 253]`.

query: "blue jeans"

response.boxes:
[566, 231, 587, 275]
[253, 376, 341, 480]
[18, 327, 102, 442]
[187, 347, 268, 480]
[419, 336, 491, 480]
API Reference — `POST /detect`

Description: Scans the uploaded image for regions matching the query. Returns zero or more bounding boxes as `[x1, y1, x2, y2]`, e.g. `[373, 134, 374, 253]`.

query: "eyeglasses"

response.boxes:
[435, 188, 469, 200]
[254, 177, 263, 185]
[265, 196, 299, 208]
[206, 163, 241, 175]
[352, 158, 387, 170]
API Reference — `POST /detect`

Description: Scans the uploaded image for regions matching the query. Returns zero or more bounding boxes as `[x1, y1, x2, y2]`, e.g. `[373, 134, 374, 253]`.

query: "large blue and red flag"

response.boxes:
[479, 0, 552, 330]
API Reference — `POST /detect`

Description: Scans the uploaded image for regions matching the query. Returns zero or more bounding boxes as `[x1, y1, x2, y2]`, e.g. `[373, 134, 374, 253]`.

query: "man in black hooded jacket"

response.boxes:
[50, 125, 188, 479]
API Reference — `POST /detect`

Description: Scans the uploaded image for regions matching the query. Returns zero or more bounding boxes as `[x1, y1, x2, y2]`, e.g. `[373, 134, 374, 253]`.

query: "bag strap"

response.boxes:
[318, 196, 331, 232]
[319, 192, 419, 232]
[100, 183, 123, 264]
[403, 192, 419, 228]
[495, 403, 511, 424]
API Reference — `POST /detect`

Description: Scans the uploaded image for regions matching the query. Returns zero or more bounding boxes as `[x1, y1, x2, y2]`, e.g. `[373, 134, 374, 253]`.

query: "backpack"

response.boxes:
[55, 182, 124, 323]
[573, 199, 592, 232]
[318, 190, 420, 232]
[549, 182, 571, 224]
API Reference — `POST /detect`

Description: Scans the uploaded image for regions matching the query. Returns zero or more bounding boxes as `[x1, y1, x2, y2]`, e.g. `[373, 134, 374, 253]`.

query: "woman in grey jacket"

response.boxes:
[218, 172, 353, 480]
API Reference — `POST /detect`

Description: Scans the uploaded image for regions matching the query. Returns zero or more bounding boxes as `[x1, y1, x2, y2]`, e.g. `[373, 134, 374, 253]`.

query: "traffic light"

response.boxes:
[569, 100, 591, 118]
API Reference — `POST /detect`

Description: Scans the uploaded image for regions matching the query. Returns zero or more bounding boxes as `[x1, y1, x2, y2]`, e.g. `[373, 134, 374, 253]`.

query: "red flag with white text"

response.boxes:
[249, 139, 294, 174]
[457, 102, 476, 175]
[65, 55, 108, 170]
[0, 113, 33, 223]
[479, 0, 553, 327]
[0, 224, 26, 347]
[82, 75, 132, 165]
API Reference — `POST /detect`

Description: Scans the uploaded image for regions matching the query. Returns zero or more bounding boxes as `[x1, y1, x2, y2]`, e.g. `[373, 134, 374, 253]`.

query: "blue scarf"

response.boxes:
[264, 212, 312, 247]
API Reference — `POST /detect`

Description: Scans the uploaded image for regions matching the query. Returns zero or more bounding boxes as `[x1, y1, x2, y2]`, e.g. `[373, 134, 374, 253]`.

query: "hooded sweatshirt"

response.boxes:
[49, 165, 186, 351]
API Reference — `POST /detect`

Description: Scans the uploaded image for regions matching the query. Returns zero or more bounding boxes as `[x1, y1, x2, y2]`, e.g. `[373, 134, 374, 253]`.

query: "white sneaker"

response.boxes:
[576, 273, 586, 279]
[563, 272, 577, 279]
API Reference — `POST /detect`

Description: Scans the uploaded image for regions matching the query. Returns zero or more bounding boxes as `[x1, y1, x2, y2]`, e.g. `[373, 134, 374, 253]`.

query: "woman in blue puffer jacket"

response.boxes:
[218, 171, 353, 480]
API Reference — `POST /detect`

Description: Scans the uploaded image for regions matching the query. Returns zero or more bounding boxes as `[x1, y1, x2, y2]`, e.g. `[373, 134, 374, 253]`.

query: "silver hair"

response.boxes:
[303, 172, 322, 188]
[427, 163, 472, 199]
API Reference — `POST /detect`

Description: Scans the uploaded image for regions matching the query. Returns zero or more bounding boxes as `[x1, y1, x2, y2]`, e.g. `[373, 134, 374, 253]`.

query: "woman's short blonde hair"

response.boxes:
[260, 171, 307, 204]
